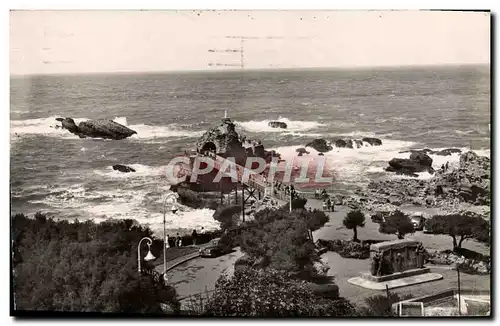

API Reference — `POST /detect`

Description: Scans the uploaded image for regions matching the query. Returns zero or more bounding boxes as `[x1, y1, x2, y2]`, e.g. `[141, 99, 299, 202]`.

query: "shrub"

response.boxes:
[358, 293, 414, 316]
[204, 268, 355, 317]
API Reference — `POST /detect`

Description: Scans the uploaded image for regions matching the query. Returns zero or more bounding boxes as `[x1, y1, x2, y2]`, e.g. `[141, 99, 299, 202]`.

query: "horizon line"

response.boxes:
[10, 62, 490, 78]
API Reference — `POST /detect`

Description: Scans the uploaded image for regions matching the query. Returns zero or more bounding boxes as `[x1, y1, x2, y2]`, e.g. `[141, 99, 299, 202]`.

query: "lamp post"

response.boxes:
[137, 237, 155, 273]
[162, 193, 179, 284]
[456, 261, 462, 316]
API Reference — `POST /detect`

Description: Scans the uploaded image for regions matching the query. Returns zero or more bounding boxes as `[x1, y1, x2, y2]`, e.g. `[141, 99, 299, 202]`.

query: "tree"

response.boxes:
[342, 210, 365, 242]
[204, 268, 355, 317]
[11, 213, 180, 313]
[238, 207, 329, 276]
[379, 210, 415, 239]
[212, 204, 241, 229]
[424, 213, 489, 251]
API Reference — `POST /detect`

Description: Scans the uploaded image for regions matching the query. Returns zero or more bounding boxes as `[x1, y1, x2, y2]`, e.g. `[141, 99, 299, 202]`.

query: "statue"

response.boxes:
[370, 252, 381, 276]
[415, 244, 425, 268]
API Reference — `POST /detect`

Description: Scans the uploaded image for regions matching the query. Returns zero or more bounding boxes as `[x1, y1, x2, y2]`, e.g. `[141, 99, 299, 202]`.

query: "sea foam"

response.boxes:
[10, 116, 203, 140]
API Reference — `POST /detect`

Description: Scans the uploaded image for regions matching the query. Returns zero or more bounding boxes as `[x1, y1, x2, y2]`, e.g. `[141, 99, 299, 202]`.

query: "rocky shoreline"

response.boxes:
[344, 150, 490, 219]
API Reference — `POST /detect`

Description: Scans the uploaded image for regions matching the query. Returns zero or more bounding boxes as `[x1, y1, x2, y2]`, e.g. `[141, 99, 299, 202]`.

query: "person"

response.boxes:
[322, 199, 328, 211]
[321, 189, 328, 199]
[314, 188, 320, 199]
[165, 235, 170, 249]
[441, 164, 445, 172]
[192, 229, 198, 246]
[178, 238, 183, 247]
[326, 198, 332, 212]
[445, 161, 449, 171]
[200, 227, 206, 242]
[175, 233, 180, 247]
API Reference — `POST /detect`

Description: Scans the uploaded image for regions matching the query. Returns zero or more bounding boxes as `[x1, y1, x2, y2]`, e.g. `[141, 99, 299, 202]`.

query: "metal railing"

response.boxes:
[193, 152, 326, 202]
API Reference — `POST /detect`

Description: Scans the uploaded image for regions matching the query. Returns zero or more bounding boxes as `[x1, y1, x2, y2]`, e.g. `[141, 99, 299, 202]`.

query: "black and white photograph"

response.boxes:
[9, 9, 491, 317]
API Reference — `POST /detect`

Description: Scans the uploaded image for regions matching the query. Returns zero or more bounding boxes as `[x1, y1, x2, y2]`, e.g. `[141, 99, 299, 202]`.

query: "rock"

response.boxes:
[362, 137, 383, 146]
[296, 148, 310, 155]
[388, 158, 427, 173]
[354, 139, 363, 148]
[334, 139, 348, 148]
[409, 151, 433, 167]
[318, 153, 324, 156]
[305, 139, 333, 153]
[112, 164, 136, 173]
[386, 152, 433, 175]
[56, 117, 137, 140]
[432, 148, 462, 156]
[268, 121, 287, 129]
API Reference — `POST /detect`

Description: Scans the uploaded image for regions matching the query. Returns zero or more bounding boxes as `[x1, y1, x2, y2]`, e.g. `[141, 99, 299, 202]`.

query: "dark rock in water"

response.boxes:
[334, 139, 348, 148]
[398, 148, 461, 156]
[387, 151, 433, 174]
[399, 148, 432, 154]
[268, 121, 287, 129]
[56, 117, 137, 140]
[362, 137, 383, 146]
[318, 153, 324, 156]
[112, 164, 136, 173]
[409, 152, 433, 168]
[354, 139, 363, 149]
[305, 139, 333, 153]
[387, 158, 423, 172]
[433, 148, 462, 156]
[296, 148, 310, 155]
[345, 139, 354, 149]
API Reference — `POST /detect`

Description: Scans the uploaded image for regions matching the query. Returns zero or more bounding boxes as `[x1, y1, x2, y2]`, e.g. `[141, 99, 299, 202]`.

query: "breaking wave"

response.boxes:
[236, 117, 325, 133]
[10, 116, 203, 140]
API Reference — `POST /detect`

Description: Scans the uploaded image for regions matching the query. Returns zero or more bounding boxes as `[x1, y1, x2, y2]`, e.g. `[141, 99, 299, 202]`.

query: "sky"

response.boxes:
[9, 10, 490, 75]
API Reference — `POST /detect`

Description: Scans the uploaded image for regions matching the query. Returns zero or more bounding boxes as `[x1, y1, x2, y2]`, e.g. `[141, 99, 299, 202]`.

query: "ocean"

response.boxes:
[10, 65, 491, 236]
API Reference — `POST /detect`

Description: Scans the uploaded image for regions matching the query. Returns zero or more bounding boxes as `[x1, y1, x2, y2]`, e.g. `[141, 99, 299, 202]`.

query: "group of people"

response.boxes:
[314, 188, 329, 199]
[270, 181, 298, 200]
[322, 197, 334, 212]
[440, 161, 450, 173]
[166, 227, 206, 248]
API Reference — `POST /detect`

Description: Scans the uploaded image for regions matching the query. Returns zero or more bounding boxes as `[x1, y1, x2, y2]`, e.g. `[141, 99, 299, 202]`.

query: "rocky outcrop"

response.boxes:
[360, 151, 490, 209]
[268, 121, 287, 129]
[305, 139, 333, 153]
[386, 152, 434, 175]
[362, 137, 383, 146]
[112, 164, 136, 173]
[56, 118, 137, 140]
[331, 137, 383, 149]
[399, 148, 463, 156]
[196, 118, 244, 157]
